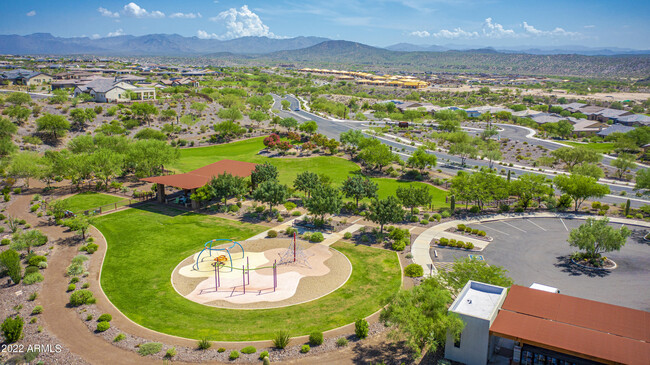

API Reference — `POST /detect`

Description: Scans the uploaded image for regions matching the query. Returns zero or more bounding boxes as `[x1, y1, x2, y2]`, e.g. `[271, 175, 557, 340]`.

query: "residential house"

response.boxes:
[597, 124, 635, 137]
[529, 113, 571, 125]
[73, 77, 156, 103]
[577, 105, 605, 120]
[614, 114, 650, 126]
[592, 108, 633, 123]
[464, 106, 512, 118]
[556, 102, 586, 113]
[0, 69, 53, 86]
[572, 119, 607, 136]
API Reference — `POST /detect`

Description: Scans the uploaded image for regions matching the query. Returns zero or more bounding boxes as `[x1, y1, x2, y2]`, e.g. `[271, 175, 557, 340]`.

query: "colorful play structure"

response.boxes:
[193, 238, 245, 272]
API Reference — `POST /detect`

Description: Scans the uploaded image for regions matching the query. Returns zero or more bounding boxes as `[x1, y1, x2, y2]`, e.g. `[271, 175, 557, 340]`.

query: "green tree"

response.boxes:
[63, 215, 91, 239]
[125, 139, 179, 178]
[481, 140, 502, 169]
[368, 196, 404, 233]
[213, 120, 246, 140]
[551, 147, 601, 169]
[441, 257, 514, 292]
[293, 171, 320, 198]
[380, 276, 463, 357]
[340, 175, 378, 209]
[448, 142, 478, 166]
[190, 102, 207, 116]
[68, 108, 96, 130]
[4, 105, 31, 125]
[8, 151, 43, 187]
[217, 107, 243, 123]
[1, 316, 24, 343]
[396, 185, 431, 215]
[339, 129, 366, 158]
[407, 146, 437, 172]
[359, 143, 397, 171]
[36, 113, 70, 141]
[554, 174, 610, 211]
[279, 117, 298, 131]
[5, 92, 31, 106]
[253, 180, 288, 211]
[509, 174, 553, 209]
[248, 110, 269, 126]
[134, 128, 166, 141]
[571, 163, 604, 180]
[251, 163, 278, 190]
[298, 120, 318, 135]
[131, 103, 159, 126]
[207, 173, 247, 206]
[281, 100, 291, 110]
[556, 120, 574, 139]
[11, 230, 48, 254]
[304, 185, 342, 223]
[0, 117, 18, 156]
[611, 153, 637, 180]
[568, 217, 630, 258]
[0, 249, 22, 284]
[91, 148, 123, 187]
[635, 168, 650, 193]
[160, 109, 177, 121]
[49, 89, 68, 104]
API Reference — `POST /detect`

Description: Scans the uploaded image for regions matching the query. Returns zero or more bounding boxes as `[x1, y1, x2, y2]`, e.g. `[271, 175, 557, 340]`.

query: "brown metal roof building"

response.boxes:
[489, 285, 650, 365]
[140, 159, 258, 208]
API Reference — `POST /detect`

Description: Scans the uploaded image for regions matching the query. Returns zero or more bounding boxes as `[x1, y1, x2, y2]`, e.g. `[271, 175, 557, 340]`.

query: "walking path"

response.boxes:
[410, 211, 650, 277]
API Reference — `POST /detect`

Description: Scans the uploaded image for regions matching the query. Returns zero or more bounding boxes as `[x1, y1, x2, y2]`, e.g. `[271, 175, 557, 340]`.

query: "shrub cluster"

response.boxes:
[69, 289, 95, 307]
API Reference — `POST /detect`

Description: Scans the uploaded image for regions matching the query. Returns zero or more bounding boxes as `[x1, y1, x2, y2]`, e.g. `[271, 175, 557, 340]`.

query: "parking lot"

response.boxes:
[431, 217, 650, 311]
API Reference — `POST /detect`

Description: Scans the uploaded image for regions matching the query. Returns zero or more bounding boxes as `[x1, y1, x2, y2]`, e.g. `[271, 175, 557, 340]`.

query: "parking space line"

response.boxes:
[500, 221, 527, 233]
[560, 218, 568, 231]
[526, 219, 547, 231]
[478, 224, 510, 236]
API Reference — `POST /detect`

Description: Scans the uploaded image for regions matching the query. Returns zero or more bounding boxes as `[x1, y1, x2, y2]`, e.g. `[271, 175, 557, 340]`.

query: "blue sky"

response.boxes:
[1, 0, 649, 49]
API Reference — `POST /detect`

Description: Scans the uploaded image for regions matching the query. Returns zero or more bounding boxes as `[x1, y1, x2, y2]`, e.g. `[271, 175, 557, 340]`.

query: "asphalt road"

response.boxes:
[430, 217, 650, 311]
[271, 94, 648, 208]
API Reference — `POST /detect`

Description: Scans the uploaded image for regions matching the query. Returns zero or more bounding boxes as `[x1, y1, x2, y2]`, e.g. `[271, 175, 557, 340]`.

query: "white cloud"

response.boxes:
[170, 12, 202, 19]
[209, 5, 278, 39]
[90, 34, 101, 39]
[107, 29, 125, 37]
[523, 22, 581, 37]
[409, 30, 430, 38]
[482, 17, 517, 38]
[197, 30, 219, 39]
[122, 2, 165, 18]
[26, 10, 36, 17]
[98, 7, 119, 18]
[432, 28, 479, 39]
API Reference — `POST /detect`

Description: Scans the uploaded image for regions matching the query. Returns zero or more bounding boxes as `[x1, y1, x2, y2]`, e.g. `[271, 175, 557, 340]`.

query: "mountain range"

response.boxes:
[1, 33, 649, 57]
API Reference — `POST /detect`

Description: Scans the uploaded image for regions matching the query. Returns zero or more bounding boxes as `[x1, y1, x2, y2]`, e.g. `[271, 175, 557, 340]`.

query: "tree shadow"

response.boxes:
[628, 229, 649, 245]
[554, 255, 610, 278]
[351, 339, 420, 365]
[132, 202, 185, 217]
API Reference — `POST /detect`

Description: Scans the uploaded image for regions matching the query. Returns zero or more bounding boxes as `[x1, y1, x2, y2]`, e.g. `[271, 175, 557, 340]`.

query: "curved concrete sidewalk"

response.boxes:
[411, 212, 650, 277]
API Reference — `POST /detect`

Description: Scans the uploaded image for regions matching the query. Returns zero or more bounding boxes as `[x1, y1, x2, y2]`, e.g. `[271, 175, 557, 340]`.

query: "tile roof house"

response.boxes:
[578, 105, 606, 119]
[614, 114, 650, 126]
[597, 124, 635, 137]
[73, 77, 156, 103]
[558, 102, 587, 113]
[0, 69, 53, 86]
[572, 119, 607, 136]
[593, 108, 633, 123]
[529, 113, 574, 125]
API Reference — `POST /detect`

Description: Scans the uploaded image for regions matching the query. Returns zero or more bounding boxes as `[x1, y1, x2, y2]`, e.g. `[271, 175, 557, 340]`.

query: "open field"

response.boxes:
[560, 141, 616, 154]
[94, 204, 402, 340]
[62, 192, 124, 213]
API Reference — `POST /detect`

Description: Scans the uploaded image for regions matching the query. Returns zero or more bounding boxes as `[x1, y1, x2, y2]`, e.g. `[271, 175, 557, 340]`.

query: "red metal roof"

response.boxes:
[490, 285, 650, 365]
[140, 159, 258, 190]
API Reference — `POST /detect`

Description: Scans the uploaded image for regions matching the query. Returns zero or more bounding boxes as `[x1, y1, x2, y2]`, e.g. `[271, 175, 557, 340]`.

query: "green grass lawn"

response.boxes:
[373, 178, 449, 208]
[95, 204, 401, 340]
[62, 192, 124, 213]
[561, 141, 615, 154]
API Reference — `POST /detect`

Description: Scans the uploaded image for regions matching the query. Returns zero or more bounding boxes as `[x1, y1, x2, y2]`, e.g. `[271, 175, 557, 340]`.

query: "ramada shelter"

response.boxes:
[141, 159, 258, 209]
[445, 282, 649, 365]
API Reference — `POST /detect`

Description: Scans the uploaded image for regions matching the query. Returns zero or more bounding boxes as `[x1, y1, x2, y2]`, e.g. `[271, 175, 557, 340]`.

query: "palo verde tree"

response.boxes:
[131, 102, 159, 126]
[635, 168, 650, 194]
[407, 146, 437, 172]
[304, 184, 343, 224]
[368, 196, 404, 233]
[508, 173, 553, 209]
[63, 215, 91, 240]
[441, 258, 514, 293]
[68, 108, 96, 131]
[568, 217, 630, 259]
[36, 113, 70, 141]
[571, 163, 604, 180]
[396, 185, 431, 215]
[358, 141, 397, 172]
[217, 107, 243, 123]
[293, 171, 320, 198]
[0, 117, 18, 156]
[380, 276, 464, 358]
[11, 229, 48, 254]
[91, 148, 123, 187]
[339, 129, 366, 158]
[298, 120, 318, 135]
[554, 174, 610, 212]
[340, 175, 378, 209]
[611, 153, 637, 180]
[551, 146, 601, 169]
[253, 180, 288, 212]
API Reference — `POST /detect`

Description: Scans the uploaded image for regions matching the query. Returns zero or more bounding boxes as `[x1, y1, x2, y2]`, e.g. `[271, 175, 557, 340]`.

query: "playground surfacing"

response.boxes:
[171, 238, 352, 309]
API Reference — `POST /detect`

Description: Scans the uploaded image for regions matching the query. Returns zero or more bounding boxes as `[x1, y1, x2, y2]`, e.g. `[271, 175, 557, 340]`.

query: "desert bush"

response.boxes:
[217, 348, 226, 353]
[355, 318, 369, 339]
[31, 305, 43, 315]
[391, 240, 406, 251]
[137, 342, 162, 356]
[229, 350, 240, 360]
[259, 351, 270, 360]
[197, 338, 212, 350]
[267, 230, 278, 238]
[23, 272, 44, 285]
[343, 232, 352, 239]
[96, 321, 110, 332]
[97, 314, 112, 322]
[69, 290, 95, 307]
[1, 316, 24, 343]
[404, 263, 424, 277]
[273, 330, 290, 349]
[336, 337, 348, 347]
[28, 255, 47, 266]
[310, 232, 324, 243]
[309, 331, 324, 345]
[165, 347, 177, 358]
[441, 210, 451, 218]
[301, 344, 310, 353]
[241, 346, 256, 354]
[67, 284, 76, 292]
[457, 224, 466, 230]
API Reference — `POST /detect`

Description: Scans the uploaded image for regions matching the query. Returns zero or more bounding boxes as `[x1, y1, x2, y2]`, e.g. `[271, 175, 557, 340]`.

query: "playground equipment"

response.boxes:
[278, 233, 313, 269]
[193, 239, 244, 272]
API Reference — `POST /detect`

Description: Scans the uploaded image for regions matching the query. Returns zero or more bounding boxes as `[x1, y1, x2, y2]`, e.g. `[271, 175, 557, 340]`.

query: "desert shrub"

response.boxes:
[229, 350, 240, 360]
[70, 277, 79, 284]
[217, 348, 226, 353]
[28, 255, 47, 266]
[514, 206, 525, 213]
[67, 284, 76, 292]
[273, 330, 290, 349]
[285, 227, 297, 235]
[82, 283, 89, 289]
[355, 318, 369, 339]
[28, 292, 38, 301]
[309, 331, 324, 345]
[113, 333, 126, 342]
[81, 243, 99, 254]
[1, 316, 24, 343]
[1, 238, 10, 246]
[300, 344, 310, 353]
[31, 305, 43, 315]
[0, 249, 21, 284]
[336, 337, 348, 347]
[343, 232, 352, 239]
[478, 231, 486, 236]
[197, 338, 212, 350]
[457, 224, 466, 230]
[471, 228, 479, 235]
[292, 210, 301, 216]
[404, 263, 424, 277]
[96, 321, 110, 332]
[441, 210, 451, 218]
[410, 215, 418, 222]
[420, 219, 429, 225]
[228, 204, 239, 213]
[97, 314, 112, 322]
[499, 204, 510, 212]
[466, 242, 475, 250]
[438, 237, 448, 246]
[255, 206, 265, 213]
[259, 351, 269, 360]
[284, 202, 297, 210]
[469, 206, 480, 213]
[432, 213, 441, 222]
[241, 346, 256, 354]
[391, 240, 406, 251]
[69, 290, 95, 307]
[25, 266, 39, 274]
[137, 342, 162, 356]
[165, 347, 177, 358]
[267, 230, 278, 238]
[456, 241, 465, 248]
[592, 201, 601, 210]
[23, 272, 44, 285]
[86, 314, 93, 321]
[310, 232, 324, 243]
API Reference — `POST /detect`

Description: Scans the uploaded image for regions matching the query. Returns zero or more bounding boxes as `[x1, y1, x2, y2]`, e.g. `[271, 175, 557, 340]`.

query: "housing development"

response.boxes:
[0, 1, 649, 365]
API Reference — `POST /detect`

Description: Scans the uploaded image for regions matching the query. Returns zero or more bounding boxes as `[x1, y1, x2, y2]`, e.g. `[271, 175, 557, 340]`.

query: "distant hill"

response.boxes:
[0, 33, 330, 56]
[385, 43, 448, 52]
[385, 42, 650, 56]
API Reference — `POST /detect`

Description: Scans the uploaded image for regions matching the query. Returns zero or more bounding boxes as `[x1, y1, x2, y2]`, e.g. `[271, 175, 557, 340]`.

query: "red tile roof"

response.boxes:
[490, 285, 650, 365]
[140, 159, 258, 190]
